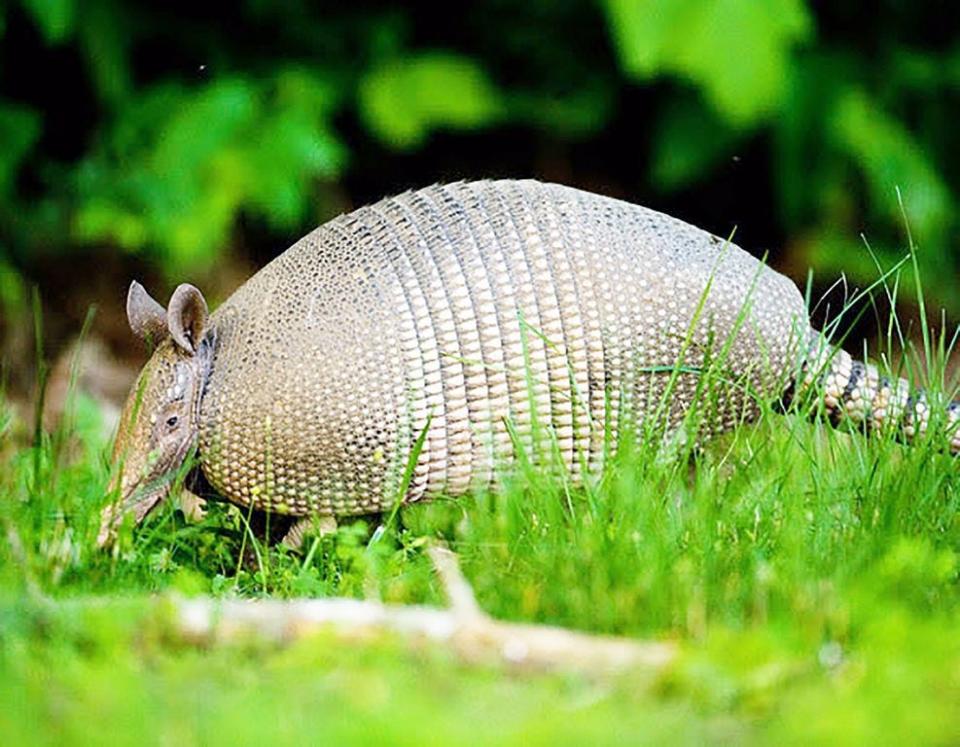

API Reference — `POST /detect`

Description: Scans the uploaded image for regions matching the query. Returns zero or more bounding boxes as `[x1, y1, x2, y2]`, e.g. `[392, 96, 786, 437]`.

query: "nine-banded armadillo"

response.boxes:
[97, 179, 960, 547]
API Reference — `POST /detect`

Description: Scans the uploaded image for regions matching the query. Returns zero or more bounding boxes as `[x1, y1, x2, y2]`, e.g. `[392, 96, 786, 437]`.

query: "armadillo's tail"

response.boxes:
[794, 331, 960, 454]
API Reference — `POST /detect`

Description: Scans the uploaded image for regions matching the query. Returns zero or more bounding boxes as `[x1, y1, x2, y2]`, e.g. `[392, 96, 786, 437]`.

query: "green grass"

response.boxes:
[5, 383, 960, 744]
[4, 259, 960, 744]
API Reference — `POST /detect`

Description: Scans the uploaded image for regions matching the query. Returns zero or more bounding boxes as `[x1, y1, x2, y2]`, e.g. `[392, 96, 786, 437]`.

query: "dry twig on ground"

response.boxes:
[171, 544, 677, 676]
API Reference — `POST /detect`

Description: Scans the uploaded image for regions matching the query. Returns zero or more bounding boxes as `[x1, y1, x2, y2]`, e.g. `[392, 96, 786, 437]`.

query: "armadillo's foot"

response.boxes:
[178, 489, 208, 523]
[281, 515, 338, 552]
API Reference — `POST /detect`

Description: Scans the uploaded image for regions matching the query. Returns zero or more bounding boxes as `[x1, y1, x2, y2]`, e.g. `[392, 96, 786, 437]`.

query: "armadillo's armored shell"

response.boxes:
[198, 180, 808, 516]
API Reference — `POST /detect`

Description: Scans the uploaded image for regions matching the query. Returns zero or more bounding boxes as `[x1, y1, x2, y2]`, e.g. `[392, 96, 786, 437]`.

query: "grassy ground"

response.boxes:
[3, 284, 960, 743]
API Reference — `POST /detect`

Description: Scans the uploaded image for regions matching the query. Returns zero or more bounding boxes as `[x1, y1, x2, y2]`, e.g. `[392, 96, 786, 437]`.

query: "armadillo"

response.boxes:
[98, 179, 960, 546]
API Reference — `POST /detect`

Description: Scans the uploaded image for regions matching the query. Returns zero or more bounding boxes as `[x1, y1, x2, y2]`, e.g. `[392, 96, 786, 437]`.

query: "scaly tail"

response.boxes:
[796, 331, 960, 453]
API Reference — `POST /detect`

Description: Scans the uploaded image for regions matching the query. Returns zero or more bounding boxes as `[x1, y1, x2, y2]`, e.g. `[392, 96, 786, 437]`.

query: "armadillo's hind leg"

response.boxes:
[281, 515, 338, 552]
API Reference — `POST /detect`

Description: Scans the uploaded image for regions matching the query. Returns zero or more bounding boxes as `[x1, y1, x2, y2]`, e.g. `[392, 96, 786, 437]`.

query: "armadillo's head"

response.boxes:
[97, 281, 214, 548]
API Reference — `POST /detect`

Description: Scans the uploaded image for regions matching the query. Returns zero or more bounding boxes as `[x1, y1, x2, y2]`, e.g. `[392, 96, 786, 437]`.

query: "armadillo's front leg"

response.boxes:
[178, 489, 208, 523]
[281, 515, 338, 551]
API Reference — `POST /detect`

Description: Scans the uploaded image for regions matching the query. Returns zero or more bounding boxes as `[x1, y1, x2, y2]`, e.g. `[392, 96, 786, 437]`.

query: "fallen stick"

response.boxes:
[171, 545, 677, 676]
[174, 595, 675, 675]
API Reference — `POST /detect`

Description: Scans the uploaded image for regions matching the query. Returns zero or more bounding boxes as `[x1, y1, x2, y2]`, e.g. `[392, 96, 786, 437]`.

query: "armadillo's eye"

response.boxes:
[166, 415, 179, 428]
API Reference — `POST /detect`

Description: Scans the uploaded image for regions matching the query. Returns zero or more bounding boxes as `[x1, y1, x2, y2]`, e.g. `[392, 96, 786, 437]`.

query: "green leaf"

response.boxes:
[20, 0, 75, 44]
[246, 69, 347, 229]
[830, 88, 951, 241]
[73, 200, 147, 250]
[0, 101, 40, 195]
[358, 53, 503, 149]
[245, 114, 346, 229]
[603, 0, 811, 126]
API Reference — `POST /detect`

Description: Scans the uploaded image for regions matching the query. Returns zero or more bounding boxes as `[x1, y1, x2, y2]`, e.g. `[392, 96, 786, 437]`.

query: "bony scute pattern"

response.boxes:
[198, 180, 809, 517]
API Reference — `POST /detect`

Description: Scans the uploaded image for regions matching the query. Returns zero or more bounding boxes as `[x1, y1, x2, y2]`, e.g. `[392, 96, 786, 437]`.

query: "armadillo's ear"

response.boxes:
[167, 283, 209, 354]
[127, 281, 168, 345]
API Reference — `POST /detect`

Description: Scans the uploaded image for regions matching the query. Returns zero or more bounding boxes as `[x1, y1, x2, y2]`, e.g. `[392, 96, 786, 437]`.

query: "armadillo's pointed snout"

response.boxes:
[96, 469, 167, 549]
[97, 486, 166, 548]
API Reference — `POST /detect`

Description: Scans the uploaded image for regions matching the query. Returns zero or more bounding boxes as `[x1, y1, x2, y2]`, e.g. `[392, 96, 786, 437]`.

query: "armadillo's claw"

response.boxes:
[281, 515, 338, 552]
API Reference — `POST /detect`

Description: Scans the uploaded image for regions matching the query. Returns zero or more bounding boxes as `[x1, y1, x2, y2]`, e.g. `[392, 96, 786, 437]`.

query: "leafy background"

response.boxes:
[1, 0, 958, 377]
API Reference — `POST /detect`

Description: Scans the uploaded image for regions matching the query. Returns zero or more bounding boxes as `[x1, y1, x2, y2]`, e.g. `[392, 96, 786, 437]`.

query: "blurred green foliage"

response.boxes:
[359, 53, 504, 148]
[0, 0, 957, 306]
[73, 72, 346, 268]
[605, 0, 812, 124]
